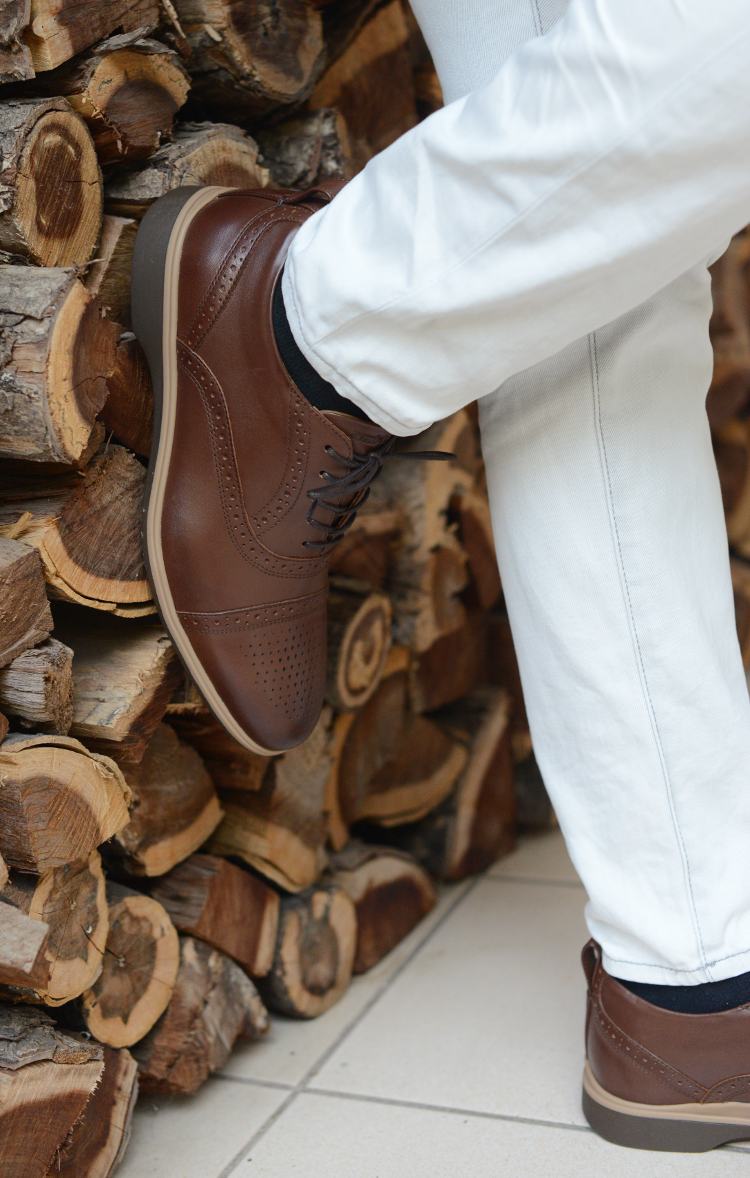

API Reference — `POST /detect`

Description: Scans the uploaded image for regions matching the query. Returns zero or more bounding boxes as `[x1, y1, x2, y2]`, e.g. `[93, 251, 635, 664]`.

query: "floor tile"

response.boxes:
[229, 1091, 750, 1178]
[489, 829, 581, 884]
[117, 1077, 285, 1178]
[221, 879, 472, 1087]
[310, 876, 589, 1125]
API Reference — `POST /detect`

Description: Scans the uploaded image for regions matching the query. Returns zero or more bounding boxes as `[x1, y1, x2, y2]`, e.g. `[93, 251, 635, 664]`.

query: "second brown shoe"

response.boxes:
[131, 184, 392, 754]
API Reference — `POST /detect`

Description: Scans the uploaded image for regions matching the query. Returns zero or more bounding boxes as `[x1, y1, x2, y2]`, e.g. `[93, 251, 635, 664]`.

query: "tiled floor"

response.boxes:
[120, 833, 749, 1177]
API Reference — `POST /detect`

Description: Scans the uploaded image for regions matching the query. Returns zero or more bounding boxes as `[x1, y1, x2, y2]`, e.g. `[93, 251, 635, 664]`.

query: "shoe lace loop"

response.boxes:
[302, 440, 454, 552]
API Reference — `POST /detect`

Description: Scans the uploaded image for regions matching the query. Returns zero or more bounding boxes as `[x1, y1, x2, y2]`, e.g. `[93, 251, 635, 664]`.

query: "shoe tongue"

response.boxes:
[323, 410, 391, 455]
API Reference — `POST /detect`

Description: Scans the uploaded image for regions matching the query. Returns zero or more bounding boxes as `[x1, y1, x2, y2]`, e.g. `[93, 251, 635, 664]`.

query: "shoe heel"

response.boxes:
[582, 1084, 750, 1153]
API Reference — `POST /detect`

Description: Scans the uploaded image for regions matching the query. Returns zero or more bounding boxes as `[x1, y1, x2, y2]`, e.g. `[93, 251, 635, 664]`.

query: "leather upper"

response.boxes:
[583, 940, 750, 1105]
[161, 186, 390, 749]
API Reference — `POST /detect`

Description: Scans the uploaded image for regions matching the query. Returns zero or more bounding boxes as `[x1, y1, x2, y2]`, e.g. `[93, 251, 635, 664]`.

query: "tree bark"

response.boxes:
[257, 108, 352, 189]
[106, 122, 268, 218]
[134, 935, 269, 1096]
[0, 2, 34, 84]
[0, 539, 53, 670]
[152, 854, 279, 978]
[0, 638, 73, 733]
[0, 902, 50, 990]
[0, 733, 130, 873]
[0, 267, 116, 465]
[113, 724, 223, 877]
[1, 851, 108, 1005]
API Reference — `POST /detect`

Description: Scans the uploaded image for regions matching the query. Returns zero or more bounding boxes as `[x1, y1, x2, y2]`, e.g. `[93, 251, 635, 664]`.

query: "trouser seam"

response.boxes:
[529, 0, 543, 37]
[606, 945, 750, 972]
[588, 331, 711, 981]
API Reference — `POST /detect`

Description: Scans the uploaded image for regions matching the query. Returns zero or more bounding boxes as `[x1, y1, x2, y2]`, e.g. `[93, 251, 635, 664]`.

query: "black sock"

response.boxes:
[272, 275, 369, 422]
[618, 969, 750, 1014]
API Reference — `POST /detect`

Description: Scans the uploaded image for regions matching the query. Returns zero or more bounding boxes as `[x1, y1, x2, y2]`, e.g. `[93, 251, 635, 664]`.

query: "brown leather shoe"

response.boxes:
[582, 940, 750, 1151]
[131, 184, 392, 754]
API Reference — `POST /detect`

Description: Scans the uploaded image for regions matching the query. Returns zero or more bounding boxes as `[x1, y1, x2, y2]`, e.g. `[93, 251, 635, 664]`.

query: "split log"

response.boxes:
[0, 446, 153, 615]
[0, 638, 73, 733]
[46, 1046, 138, 1178]
[257, 108, 352, 189]
[399, 689, 516, 880]
[0, 98, 102, 266]
[0, 539, 52, 669]
[0, 2, 34, 83]
[210, 712, 332, 891]
[0, 714, 7, 743]
[0, 902, 50, 990]
[81, 883, 180, 1048]
[106, 122, 268, 218]
[390, 536, 469, 652]
[152, 854, 279, 977]
[449, 486, 501, 609]
[85, 213, 137, 325]
[58, 613, 179, 762]
[0, 267, 116, 465]
[22, 0, 160, 73]
[326, 586, 391, 711]
[329, 843, 436, 974]
[258, 883, 356, 1018]
[0, 853, 7, 890]
[134, 935, 269, 1096]
[32, 34, 190, 165]
[0, 1006, 104, 1178]
[1, 851, 107, 1005]
[172, 0, 325, 118]
[0, 733, 130, 873]
[112, 723, 222, 877]
[169, 710, 268, 792]
[311, 0, 417, 172]
[708, 233, 750, 428]
[409, 611, 488, 713]
[101, 334, 154, 457]
[315, 0, 384, 62]
[514, 749, 556, 830]
[329, 504, 402, 587]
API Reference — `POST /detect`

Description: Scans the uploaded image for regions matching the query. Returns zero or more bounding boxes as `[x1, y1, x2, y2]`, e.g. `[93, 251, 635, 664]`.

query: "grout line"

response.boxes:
[215, 874, 484, 1177]
[301, 1084, 593, 1135]
[217, 1074, 296, 1092]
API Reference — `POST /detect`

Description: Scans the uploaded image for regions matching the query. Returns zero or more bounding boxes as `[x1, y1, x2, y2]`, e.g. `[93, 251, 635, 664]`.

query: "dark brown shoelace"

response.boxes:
[302, 439, 454, 552]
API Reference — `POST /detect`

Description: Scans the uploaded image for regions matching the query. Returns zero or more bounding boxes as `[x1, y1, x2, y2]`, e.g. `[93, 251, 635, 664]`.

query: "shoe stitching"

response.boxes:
[705, 1075, 750, 1103]
[186, 206, 268, 345]
[180, 593, 325, 635]
[177, 341, 326, 580]
[254, 386, 311, 535]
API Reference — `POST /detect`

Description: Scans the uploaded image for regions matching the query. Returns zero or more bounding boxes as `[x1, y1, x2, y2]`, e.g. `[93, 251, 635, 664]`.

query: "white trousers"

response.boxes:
[284, 0, 750, 985]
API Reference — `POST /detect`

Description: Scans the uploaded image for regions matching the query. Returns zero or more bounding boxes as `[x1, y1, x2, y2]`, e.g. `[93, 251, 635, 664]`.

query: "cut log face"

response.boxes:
[326, 588, 392, 711]
[0, 733, 130, 873]
[0, 901, 51, 990]
[173, 0, 325, 117]
[0, 637, 73, 733]
[257, 108, 352, 189]
[0, 1006, 104, 1178]
[1, 850, 108, 1005]
[329, 843, 436, 974]
[0, 268, 116, 465]
[2, 446, 153, 614]
[59, 614, 179, 761]
[106, 122, 269, 217]
[37, 34, 190, 165]
[311, 0, 417, 171]
[258, 884, 356, 1019]
[708, 232, 750, 428]
[714, 417, 750, 556]
[732, 556, 750, 668]
[23, 0, 161, 73]
[152, 854, 280, 978]
[169, 710, 269, 792]
[0, 98, 102, 265]
[134, 936, 269, 1096]
[210, 712, 332, 891]
[0, 539, 53, 670]
[449, 486, 501, 610]
[329, 505, 402, 587]
[81, 887, 180, 1048]
[409, 612, 488, 714]
[401, 689, 516, 881]
[45, 1045, 138, 1178]
[114, 723, 223, 877]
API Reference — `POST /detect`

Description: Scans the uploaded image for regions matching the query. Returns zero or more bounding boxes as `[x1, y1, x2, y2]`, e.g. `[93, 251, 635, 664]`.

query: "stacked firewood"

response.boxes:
[0, 5, 521, 1176]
